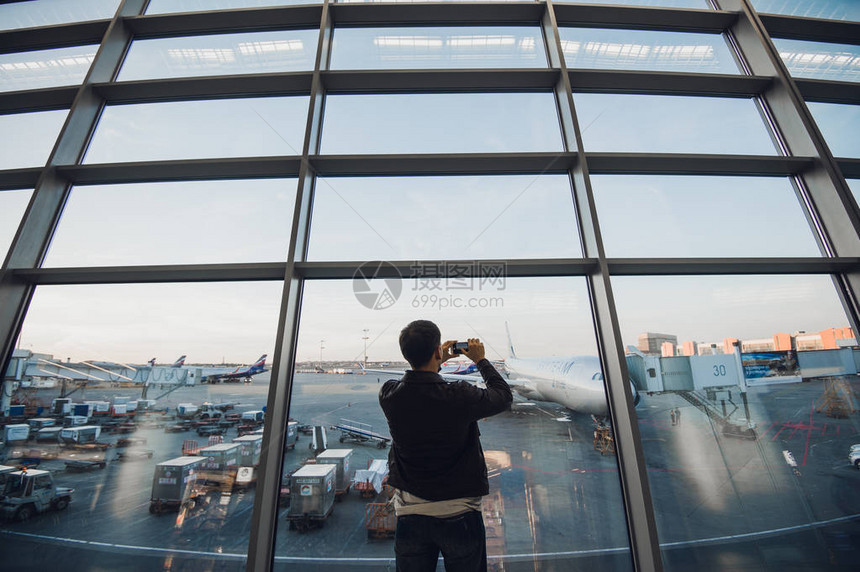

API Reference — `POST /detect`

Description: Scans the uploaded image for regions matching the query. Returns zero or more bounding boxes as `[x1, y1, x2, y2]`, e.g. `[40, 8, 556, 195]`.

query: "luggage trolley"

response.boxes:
[333, 419, 390, 449]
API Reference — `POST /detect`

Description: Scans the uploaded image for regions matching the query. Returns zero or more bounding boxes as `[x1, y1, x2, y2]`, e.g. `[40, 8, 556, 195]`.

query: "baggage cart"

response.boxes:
[334, 419, 390, 449]
[149, 456, 206, 514]
[287, 464, 336, 532]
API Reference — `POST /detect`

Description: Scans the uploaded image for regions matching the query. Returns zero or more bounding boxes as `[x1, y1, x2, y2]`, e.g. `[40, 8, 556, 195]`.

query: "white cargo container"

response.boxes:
[177, 403, 198, 418]
[241, 410, 264, 423]
[35, 427, 64, 443]
[60, 425, 101, 444]
[288, 464, 336, 529]
[316, 449, 354, 495]
[64, 415, 89, 427]
[3, 424, 30, 443]
[232, 434, 263, 467]
[85, 401, 111, 415]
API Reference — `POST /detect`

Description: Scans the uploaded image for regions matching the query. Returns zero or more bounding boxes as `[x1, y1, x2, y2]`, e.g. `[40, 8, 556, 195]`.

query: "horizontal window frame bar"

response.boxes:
[552, 4, 737, 33]
[93, 74, 314, 104]
[329, 3, 547, 27]
[56, 157, 303, 185]
[0, 86, 77, 114]
[1, 70, 777, 111]
[0, 20, 109, 55]
[838, 158, 860, 178]
[4, 154, 820, 186]
[759, 13, 860, 46]
[11, 258, 857, 285]
[795, 78, 860, 105]
[123, 6, 324, 39]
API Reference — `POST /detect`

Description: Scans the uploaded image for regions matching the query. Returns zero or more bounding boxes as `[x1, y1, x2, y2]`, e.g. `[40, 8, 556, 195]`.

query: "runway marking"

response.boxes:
[4, 513, 860, 563]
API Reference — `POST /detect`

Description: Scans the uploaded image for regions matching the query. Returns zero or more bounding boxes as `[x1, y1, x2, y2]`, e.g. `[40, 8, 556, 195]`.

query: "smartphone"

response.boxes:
[452, 341, 469, 354]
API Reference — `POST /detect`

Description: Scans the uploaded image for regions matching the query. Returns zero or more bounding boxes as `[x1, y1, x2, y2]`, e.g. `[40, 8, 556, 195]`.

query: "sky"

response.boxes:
[2, 13, 859, 363]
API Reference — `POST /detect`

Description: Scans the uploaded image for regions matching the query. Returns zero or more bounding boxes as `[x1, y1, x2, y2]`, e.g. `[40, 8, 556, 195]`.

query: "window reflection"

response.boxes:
[807, 102, 860, 158]
[574, 94, 778, 155]
[278, 278, 632, 569]
[0, 46, 97, 93]
[0, 189, 32, 263]
[307, 175, 581, 261]
[331, 26, 546, 69]
[44, 179, 297, 267]
[119, 30, 318, 81]
[84, 97, 309, 163]
[1, 281, 281, 570]
[560, 28, 739, 74]
[612, 274, 859, 570]
[591, 175, 821, 258]
[0, 0, 120, 31]
[774, 38, 860, 82]
[750, 0, 860, 22]
[321, 93, 563, 154]
[0, 110, 68, 170]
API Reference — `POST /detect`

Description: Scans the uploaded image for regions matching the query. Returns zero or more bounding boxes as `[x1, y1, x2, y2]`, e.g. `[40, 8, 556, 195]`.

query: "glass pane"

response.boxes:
[277, 278, 633, 569]
[0, 0, 120, 31]
[0, 45, 97, 93]
[0, 109, 68, 170]
[331, 26, 546, 70]
[556, 0, 709, 7]
[84, 97, 308, 163]
[321, 93, 562, 154]
[308, 175, 581, 261]
[118, 30, 318, 81]
[0, 189, 32, 262]
[612, 274, 859, 571]
[750, 0, 860, 22]
[147, 0, 320, 13]
[574, 94, 778, 155]
[849, 179, 860, 208]
[774, 38, 860, 82]
[807, 102, 860, 158]
[591, 175, 821, 257]
[1, 281, 281, 571]
[43, 179, 297, 267]
[560, 28, 740, 74]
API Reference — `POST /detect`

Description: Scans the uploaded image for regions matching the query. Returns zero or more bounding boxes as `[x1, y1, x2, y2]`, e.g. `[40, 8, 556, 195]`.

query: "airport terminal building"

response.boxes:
[1, 1, 859, 571]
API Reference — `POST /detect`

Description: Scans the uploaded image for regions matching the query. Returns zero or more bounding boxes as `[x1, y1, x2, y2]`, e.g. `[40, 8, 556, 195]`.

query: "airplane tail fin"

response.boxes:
[171, 355, 186, 367]
[253, 355, 267, 369]
[505, 321, 517, 359]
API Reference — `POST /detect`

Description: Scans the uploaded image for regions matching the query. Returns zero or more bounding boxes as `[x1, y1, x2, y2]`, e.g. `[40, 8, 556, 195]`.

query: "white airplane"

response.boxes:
[364, 324, 639, 418]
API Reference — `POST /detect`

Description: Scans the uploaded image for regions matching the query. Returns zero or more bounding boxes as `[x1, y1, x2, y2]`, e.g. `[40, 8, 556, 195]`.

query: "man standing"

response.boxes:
[379, 320, 512, 572]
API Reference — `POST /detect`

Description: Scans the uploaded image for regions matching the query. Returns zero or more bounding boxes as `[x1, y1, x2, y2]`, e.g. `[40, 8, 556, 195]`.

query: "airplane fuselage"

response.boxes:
[505, 355, 636, 417]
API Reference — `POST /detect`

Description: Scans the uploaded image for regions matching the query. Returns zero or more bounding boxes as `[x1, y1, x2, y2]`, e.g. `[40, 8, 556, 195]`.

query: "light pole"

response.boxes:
[319, 339, 325, 372]
[362, 329, 370, 370]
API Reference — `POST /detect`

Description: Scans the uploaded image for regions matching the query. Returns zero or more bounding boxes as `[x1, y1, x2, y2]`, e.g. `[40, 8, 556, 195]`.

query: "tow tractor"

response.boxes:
[0, 469, 74, 521]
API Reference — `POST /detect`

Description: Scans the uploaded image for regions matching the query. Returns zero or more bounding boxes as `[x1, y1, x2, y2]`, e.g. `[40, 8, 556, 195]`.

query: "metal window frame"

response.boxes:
[0, 1, 858, 572]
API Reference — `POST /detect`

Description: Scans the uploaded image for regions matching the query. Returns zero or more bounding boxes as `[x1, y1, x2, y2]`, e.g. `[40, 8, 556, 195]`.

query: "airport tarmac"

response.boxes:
[1, 373, 858, 571]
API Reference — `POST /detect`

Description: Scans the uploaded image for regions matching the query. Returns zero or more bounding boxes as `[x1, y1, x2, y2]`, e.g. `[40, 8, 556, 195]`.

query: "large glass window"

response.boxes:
[84, 97, 309, 163]
[574, 94, 778, 155]
[773, 38, 860, 83]
[321, 93, 563, 154]
[277, 278, 633, 569]
[807, 102, 860, 158]
[559, 28, 740, 74]
[612, 274, 858, 571]
[331, 26, 546, 70]
[591, 176, 821, 257]
[557, 0, 708, 7]
[0, 0, 121, 31]
[43, 179, 298, 267]
[0, 110, 68, 170]
[0, 189, 32, 262]
[849, 179, 860, 208]
[118, 30, 319, 81]
[0, 45, 97, 93]
[308, 175, 581, 261]
[750, 0, 860, 22]
[1, 281, 282, 571]
[147, 0, 320, 13]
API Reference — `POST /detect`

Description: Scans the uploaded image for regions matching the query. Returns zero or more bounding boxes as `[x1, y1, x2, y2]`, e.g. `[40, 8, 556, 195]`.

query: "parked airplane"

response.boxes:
[171, 355, 186, 368]
[201, 355, 268, 383]
[363, 325, 638, 418]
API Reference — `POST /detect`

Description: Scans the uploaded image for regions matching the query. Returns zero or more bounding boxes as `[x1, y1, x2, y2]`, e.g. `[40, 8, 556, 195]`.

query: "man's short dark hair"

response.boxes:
[399, 320, 441, 369]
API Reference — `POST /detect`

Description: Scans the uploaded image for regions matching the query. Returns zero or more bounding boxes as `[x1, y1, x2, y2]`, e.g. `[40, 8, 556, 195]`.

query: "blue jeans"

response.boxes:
[395, 511, 487, 572]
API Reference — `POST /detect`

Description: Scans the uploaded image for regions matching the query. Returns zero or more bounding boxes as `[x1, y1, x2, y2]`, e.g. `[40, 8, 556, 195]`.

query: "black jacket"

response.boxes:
[379, 359, 512, 501]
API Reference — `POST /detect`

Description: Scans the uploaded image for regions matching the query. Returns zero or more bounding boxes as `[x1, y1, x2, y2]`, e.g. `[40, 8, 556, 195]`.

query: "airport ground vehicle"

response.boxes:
[316, 449, 354, 499]
[59, 426, 101, 445]
[334, 419, 390, 449]
[116, 449, 154, 461]
[287, 464, 336, 532]
[150, 457, 206, 514]
[64, 460, 106, 472]
[197, 425, 225, 437]
[850, 444, 860, 469]
[0, 469, 74, 521]
[165, 421, 192, 433]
